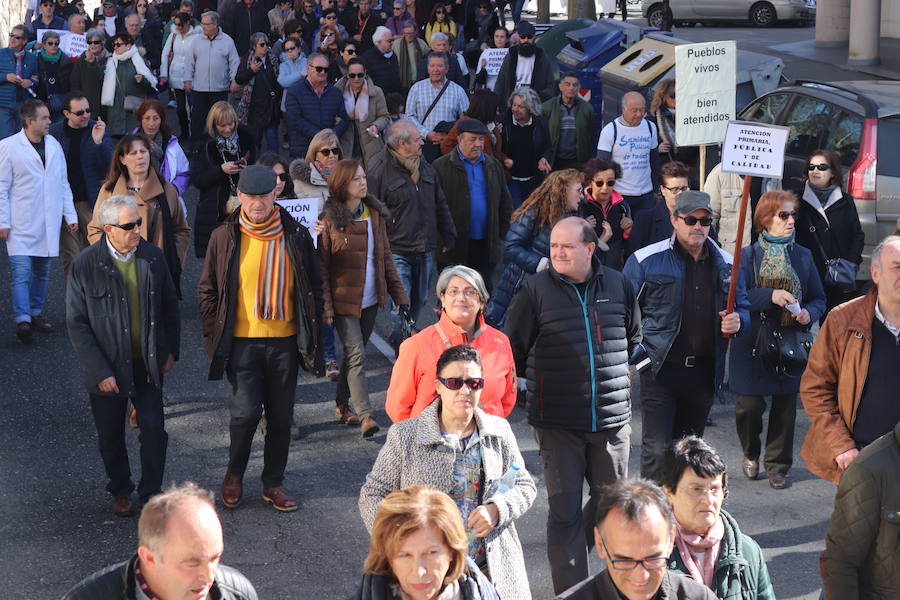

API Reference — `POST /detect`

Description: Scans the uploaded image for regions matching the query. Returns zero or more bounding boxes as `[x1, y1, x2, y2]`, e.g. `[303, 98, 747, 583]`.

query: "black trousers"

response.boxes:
[190, 90, 228, 140]
[225, 337, 299, 488]
[89, 360, 167, 503]
[467, 238, 495, 293]
[735, 393, 797, 476]
[639, 361, 714, 481]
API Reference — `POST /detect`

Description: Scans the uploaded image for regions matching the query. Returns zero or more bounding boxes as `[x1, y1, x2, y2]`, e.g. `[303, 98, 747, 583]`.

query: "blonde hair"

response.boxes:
[305, 128, 342, 163]
[363, 486, 468, 585]
[650, 78, 675, 114]
[511, 168, 583, 230]
[205, 100, 237, 139]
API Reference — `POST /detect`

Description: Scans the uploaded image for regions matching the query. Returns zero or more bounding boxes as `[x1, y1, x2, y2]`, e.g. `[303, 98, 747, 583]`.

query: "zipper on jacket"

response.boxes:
[568, 282, 597, 431]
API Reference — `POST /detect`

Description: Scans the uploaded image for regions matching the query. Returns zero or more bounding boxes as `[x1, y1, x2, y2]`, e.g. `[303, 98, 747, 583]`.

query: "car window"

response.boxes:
[823, 111, 863, 168]
[877, 117, 900, 177]
[783, 96, 835, 159]
[742, 92, 790, 125]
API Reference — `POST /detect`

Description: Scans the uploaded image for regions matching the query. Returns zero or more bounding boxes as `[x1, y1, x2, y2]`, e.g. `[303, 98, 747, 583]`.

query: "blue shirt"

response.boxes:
[458, 148, 487, 240]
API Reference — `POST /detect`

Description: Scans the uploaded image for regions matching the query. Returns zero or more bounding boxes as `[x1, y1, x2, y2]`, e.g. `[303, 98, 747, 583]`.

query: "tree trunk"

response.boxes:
[567, 0, 596, 20]
[537, 0, 550, 23]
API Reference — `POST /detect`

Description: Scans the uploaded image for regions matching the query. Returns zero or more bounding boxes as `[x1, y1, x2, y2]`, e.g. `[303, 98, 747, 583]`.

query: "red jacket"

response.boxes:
[386, 312, 517, 422]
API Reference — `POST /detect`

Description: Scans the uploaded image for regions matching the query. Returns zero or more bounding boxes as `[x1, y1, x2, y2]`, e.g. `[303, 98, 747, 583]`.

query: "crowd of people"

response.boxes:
[1, 1, 898, 599]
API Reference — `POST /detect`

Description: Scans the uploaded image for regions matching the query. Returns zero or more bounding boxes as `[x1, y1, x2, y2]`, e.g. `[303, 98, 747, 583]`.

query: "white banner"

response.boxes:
[275, 198, 319, 247]
[36, 29, 87, 58]
[475, 47, 508, 90]
[674, 41, 736, 147]
[720, 121, 790, 178]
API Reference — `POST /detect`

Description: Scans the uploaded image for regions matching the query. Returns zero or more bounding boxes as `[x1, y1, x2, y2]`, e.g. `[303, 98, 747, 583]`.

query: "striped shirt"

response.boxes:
[405, 77, 469, 137]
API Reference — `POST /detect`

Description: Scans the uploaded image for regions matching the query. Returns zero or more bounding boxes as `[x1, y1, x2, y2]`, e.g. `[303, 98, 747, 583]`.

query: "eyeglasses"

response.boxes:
[284, 45, 298, 51]
[277, 172, 289, 182]
[777, 210, 798, 220]
[662, 184, 689, 194]
[668, 94, 675, 100]
[593, 179, 616, 188]
[677, 214, 713, 227]
[257, 41, 269, 47]
[110, 217, 143, 231]
[393, 6, 403, 9]
[344, 48, 357, 55]
[438, 376, 485, 391]
[318, 146, 340, 156]
[68, 108, 91, 115]
[87, 39, 103, 44]
[45, 40, 60, 46]
[682, 484, 726, 499]
[309, 65, 328, 73]
[347, 72, 365, 78]
[9, 33, 26, 40]
[807, 163, 830, 171]
[598, 536, 668, 572]
[443, 288, 479, 299]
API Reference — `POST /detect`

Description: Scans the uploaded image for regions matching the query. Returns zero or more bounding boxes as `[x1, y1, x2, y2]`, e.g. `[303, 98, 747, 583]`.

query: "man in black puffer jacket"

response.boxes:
[505, 216, 641, 596]
[62, 482, 257, 600]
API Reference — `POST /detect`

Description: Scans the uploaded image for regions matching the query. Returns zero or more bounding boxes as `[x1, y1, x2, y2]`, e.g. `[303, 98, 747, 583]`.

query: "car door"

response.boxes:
[780, 95, 837, 191]
[690, 0, 744, 18]
[874, 117, 900, 241]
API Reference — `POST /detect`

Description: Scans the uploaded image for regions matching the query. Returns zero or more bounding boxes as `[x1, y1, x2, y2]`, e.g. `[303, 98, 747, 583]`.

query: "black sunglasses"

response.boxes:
[344, 48, 357, 55]
[258, 41, 270, 47]
[777, 210, 798, 220]
[807, 163, 830, 171]
[310, 65, 328, 72]
[593, 179, 616, 187]
[110, 217, 143, 231]
[284, 45, 298, 51]
[277, 172, 289, 182]
[68, 108, 91, 116]
[519, 34, 533, 39]
[87, 39, 103, 44]
[347, 72, 365, 78]
[438, 377, 485, 391]
[113, 42, 126, 48]
[325, 14, 337, 18]
[318, 146, 340, 156]
[45, 40, 60, 46]
[677, 214, 713, 227]
[9, 33, 26, 40]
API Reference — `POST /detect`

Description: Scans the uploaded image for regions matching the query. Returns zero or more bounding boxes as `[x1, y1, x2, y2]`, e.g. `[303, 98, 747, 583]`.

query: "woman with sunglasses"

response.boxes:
[728, 190, 826, 490]
[384, 1, 413, 39]
[649, 78, 699, 184]
[364, 343, 535, 600]
[580, 157, 632, 270]
[101, 32, 157, 137]
[159, 12, 198, 139]
[335, 58, 388, 168]
[334, 39, 359, 81]
[425, 2, 456, 45]
[794, 149, 865, 313]
[485, 169, 584, 327]
[235, 32, 282, 154]
[34, 31, 72, 123]
[319, 159, 409, 436]
[388, 265, 517, 421]
[313, 10, 345, 51]
[70, 29, 108, 120]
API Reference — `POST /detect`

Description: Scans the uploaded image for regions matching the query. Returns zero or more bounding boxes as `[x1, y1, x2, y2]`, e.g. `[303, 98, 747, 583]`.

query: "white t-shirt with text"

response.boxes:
[597, 117, 657, 196]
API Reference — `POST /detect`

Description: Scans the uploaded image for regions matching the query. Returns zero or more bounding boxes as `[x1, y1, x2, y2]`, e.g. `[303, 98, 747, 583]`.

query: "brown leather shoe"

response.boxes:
[263, 486, 298, 512]
[336, 405, 359, 425]
[768, 473, 788, 489]
[112, 493, 135, 517]
[742, 458, 759, 480]
[16, 322, 32, 345]
[129, 406, 139, 429]
[31, 315, 52, 333]
[360, 416, 380, 438]
[220, 472, 243, 508]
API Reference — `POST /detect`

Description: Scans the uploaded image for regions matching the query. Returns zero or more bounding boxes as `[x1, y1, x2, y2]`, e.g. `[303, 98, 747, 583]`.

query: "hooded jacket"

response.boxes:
[493, 44, 555, 105]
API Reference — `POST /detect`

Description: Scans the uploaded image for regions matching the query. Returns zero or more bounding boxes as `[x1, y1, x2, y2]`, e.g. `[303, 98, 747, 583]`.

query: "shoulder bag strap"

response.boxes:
[433, 321, 453, 349]
[421, 79, 450, 125]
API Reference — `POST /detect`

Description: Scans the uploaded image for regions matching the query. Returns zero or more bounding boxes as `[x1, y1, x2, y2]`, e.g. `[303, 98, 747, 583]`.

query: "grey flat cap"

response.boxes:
[674, 190, 712, 215]
[237, 164, 277, 195]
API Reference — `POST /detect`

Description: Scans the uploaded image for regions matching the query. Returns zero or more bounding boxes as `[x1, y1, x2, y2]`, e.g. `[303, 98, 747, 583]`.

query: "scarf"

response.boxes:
[101, 45, 157, 106]
[238, 207, 292, 321]
[145, 129, 165, 166]
[14, 50, 25, 78]
[215, 129, 241, 157]
[343, 79, 369, 122]
[314, 160, 333, 178]
[675, 517, 724, 588]
[39, 48, 63, 63]
[134, 560, 161, 600]
[393, 580, 461, 600]
[655, 106, 677, 150]
[758, 231, 802, 326]
[389, 147, 420, 184]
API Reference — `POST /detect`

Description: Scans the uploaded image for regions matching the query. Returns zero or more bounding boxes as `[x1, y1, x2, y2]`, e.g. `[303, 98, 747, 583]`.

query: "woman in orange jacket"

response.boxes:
[386, 265, 517, 422]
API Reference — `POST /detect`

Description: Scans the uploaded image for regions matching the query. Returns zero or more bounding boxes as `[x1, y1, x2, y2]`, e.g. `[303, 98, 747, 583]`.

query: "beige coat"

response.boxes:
[289, 159, 330, 216]
[704, 162, 751, 255]
[334, 76, 389, 170]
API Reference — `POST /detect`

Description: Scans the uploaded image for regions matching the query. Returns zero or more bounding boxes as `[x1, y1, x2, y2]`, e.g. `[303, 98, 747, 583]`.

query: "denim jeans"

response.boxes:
[508, 178, 538, 210]
[320, 321, 337, 363]
[256, 123, 280, 154]
[390, 252, 435, 345]
[9, 255, 52, 323]
[0, 107, 20, 141]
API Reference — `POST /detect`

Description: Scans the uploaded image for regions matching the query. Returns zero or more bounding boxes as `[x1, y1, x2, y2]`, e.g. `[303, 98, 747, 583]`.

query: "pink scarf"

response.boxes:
[674, 516, 724, 588]
[343, 79, 369, 122]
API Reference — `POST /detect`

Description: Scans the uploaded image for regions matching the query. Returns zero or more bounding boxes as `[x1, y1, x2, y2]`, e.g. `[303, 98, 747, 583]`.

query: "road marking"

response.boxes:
[370, 332, 396, 364]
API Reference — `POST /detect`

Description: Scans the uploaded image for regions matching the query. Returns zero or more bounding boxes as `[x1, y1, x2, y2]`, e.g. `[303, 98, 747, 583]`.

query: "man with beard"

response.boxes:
[493, 21, 554, 104]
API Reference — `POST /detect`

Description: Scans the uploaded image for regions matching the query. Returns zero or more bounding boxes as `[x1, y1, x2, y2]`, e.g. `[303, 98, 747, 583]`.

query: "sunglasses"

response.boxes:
[438, 376, 485, 391]
[593, 179, 616, 187]
[68, 108, 91, 115]
[284, 45, 298, 51]
[807, 163, 830, 171]
[87, 39, 103, 44]
[318, 147, 340, 156]
[309, 65, 328, 72]
[344, 48, 357, 55]
[435, 9, 445, 13]
[277, 172, 289, 182]
[777, 210, 798, 220]
[668, 94, 675, 99]
[257, 41, 269, 47]
[9, 33, 26, 40]
[45, 40, 60, 46]
[113, 42, 127, 48]
[325, 14, 337, 18]
[347, 72, 365, 78]
[677, 214, 713, 227]
[519, 34, 533, 39]
[393, 5, 403, 9]
[110, 217, 143, 231]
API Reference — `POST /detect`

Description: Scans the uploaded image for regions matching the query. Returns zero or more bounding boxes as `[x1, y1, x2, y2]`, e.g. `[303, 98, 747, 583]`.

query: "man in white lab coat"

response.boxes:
[0, 98, 77, 345]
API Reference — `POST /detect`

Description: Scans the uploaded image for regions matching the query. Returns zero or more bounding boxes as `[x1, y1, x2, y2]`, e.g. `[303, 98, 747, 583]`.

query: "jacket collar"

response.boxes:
[111, 169, 165, 203]
[846, 287, 879, 334]
[309, 163, 328, 186]
[549, 253, 605, 286]
[801, 181, 843, 224]
[414, 396, 505, 448]
[435, 310, 486, 344]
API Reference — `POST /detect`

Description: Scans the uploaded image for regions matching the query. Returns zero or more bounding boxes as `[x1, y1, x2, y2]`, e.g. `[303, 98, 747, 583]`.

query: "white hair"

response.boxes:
[372, 25, 392, 44]
[98, 195, 139, 227]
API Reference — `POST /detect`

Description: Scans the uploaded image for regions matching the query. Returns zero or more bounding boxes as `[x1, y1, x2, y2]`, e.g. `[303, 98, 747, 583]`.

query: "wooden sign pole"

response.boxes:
[723, 175, 752, 338]
[699, 144, 707, 190]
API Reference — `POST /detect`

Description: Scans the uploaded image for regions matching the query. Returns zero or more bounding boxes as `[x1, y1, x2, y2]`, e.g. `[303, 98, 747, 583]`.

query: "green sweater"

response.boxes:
[112, 254, 142, 358]
[667, 509, 775, 600]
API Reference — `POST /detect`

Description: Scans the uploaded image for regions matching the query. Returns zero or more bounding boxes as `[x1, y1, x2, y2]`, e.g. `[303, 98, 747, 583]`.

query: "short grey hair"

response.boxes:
[68, 13, 85, 27]
[436, 265, 490, 304]
[201, 10, 219, 24]
[249, 31, 268, 47]
[138, 482, 217, 555]
[427, 50, 449, 68]
[372, 25, 392, 44]
[872, 235, 900, 270]
[85, 28, 104, 43]
[621, 91, 645, 110]
[430, 32, 448, 45]
[308, 51, 329, 66]
[385, 118, 419, 149]
[402, 20, 417, 32]
[508, 86, 541, 117]
[125, 13, 141, 24]
[98, 195, 139, 227]
[41, 30, 61, 43]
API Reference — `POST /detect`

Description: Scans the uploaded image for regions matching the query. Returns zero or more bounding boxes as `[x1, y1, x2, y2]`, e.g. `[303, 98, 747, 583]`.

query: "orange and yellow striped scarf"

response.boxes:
[239, 207, 292, 321]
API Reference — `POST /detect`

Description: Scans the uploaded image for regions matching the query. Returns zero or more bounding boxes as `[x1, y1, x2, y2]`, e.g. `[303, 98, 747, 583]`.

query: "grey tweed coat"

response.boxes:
[358, 400, 536, 600]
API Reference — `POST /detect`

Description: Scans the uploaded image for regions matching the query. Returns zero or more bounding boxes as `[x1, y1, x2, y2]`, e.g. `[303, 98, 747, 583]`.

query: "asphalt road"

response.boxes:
[0, 20, 876, 600]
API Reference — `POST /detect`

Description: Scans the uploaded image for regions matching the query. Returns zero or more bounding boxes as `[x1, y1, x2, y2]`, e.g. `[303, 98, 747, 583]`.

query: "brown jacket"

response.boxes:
[319, 196, 409, 320]
[800, 289, 877, 484]
[87, 170, 191, 266]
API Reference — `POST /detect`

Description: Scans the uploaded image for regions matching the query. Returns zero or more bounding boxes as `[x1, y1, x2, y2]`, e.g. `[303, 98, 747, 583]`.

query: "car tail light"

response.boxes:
[848, 118, 877, 200]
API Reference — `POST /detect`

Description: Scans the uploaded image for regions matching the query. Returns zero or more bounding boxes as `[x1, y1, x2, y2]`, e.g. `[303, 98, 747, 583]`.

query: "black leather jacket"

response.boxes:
[61, 555, 258, 600]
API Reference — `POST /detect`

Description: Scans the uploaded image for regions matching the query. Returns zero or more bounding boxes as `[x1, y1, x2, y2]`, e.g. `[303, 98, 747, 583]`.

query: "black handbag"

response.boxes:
[809, 224, 859, 293]
[753, 312, 814, 377]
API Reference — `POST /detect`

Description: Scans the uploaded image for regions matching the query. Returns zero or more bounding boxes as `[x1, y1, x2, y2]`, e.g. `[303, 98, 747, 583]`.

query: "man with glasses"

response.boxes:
[31, 0, 69, 37]
[628, 160, 695, 254]
[0, 26, 39, 141]
[283, 52, 348, 158]
[624, 191, 748, 482]
[183, 11, 239, 140]
[493, 22, 555, 105]
[556, 478, 717, 599]
[407, 50, 468, 162]
[50, 91, 113, 277]
[506, 216, 641, 595]
[67, 194, 179, 517]
[542, 73, 595, 171]
[361, 25, 401, 95]
[94, 0, 124, 39]
[392, 20, 427, 92]
[125, 13, 163, 70]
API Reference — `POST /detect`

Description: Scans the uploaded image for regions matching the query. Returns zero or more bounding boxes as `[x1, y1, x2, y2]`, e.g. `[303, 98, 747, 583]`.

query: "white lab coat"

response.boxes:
[0, 130, 76, 257]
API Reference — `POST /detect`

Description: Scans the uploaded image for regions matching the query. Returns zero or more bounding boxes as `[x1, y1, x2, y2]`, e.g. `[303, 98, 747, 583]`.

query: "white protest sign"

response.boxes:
[720, 121, 790, 178]
[275, 198, 319, 247]
[475, 47, 508, 90]
[674, 41, 736, 147]
[37, 29, 87, 57]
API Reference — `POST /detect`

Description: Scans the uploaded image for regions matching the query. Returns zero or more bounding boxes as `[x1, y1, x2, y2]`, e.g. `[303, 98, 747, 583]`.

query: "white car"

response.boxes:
[642, 0, 816, 28]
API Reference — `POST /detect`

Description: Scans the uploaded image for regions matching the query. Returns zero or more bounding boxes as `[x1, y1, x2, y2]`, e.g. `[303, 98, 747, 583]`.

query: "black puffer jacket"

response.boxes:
[505, 254, 641, 432]
[62, 555, 257, 600]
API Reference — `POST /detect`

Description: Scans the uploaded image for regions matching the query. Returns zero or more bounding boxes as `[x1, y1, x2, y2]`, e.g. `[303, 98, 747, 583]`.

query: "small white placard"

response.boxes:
[720, 121, 790, 178]
[36, 29, 87, 57]
[275, 198, 319, 247]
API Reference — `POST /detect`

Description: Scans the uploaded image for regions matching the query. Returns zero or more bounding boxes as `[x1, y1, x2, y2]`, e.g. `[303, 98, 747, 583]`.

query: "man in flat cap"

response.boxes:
[199, 164, 323, 512]
[433, 117, 512, 290]
[624, 190, 749, 481]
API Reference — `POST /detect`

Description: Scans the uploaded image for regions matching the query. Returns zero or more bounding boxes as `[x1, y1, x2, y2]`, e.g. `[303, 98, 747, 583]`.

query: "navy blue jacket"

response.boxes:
[283, 77, 349, 158]
[623, 235, 750, 385]
[0, 48, 38, 111]
[30, 16, 69, 37]
[728, 241, 826, 395]
[49, 119, 114, 207]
